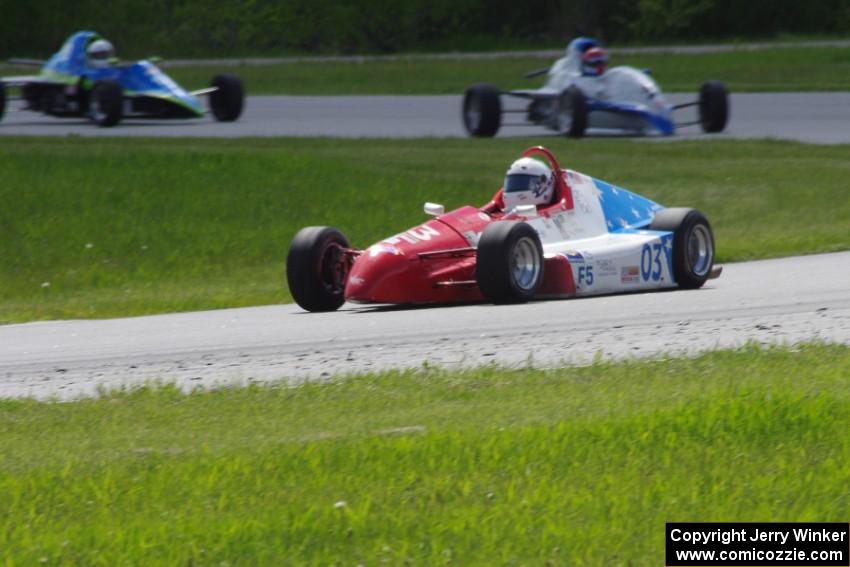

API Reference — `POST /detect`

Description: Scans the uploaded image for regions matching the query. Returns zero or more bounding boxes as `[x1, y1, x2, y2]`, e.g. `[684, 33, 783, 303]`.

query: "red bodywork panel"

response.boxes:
[344, 146, 578, 304]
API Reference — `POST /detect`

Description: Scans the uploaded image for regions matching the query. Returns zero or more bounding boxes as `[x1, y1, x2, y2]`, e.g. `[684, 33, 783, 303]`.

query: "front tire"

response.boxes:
[462, 83, 501, 137]
[650, 208, 715, 289]
[286, 226, 351, 312]
[209, 74, 244, 122]
[476, 221, 544, 303]
[557, 86, 588, 138]
[698, 80, 728, 133]
[88, 80, 123, 127]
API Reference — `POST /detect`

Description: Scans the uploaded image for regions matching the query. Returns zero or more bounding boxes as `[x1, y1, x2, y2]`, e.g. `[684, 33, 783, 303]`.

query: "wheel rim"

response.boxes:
[686, 224, 713, 277]
[557, 96, 573, 133]
[90, 89, 105, 123]
[464, 96, 481, 131]
[510, 236, 541, 291]
[318, 242, 349, 295]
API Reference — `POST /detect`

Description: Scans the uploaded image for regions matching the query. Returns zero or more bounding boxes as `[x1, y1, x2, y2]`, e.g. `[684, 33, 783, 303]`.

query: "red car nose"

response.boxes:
[345, 244, 413, 303]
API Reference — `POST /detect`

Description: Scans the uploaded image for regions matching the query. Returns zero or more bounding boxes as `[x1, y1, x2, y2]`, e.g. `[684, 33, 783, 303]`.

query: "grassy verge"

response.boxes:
[151, 46, 850, 94]
[3, 136, 850, 323]
[5, 45, 850, 95]
[1, 343, 848, 564]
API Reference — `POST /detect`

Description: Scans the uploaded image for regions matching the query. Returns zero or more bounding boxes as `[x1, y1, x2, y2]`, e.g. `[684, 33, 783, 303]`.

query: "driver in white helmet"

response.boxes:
[502, 157, 555, 212]
[87, 39, 116, 68]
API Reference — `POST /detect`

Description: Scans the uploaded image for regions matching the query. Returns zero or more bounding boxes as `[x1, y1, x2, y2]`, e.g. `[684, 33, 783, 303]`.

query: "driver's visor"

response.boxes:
[504, 173, 543, 193]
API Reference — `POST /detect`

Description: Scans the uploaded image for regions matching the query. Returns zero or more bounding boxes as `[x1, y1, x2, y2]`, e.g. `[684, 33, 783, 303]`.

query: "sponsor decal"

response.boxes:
[595, 259, 617, 277]
[369, 243, 403, 257]
[565, 250, 584, 263]
[621, 265, 640, 284]
[384, 224, 440, 245]
[577, 265, 594, 287]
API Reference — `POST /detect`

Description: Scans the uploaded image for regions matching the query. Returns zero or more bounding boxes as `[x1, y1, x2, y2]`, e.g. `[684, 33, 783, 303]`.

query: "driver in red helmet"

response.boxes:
[581, 47, 608, 77]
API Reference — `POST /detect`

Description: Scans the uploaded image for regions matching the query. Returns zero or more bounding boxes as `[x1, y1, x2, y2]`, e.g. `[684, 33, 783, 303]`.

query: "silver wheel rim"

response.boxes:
[687, 224, 713, 277]
[510, 236, 541, 291]
[465, 96, 481, 131]
[90, 90, 105, 123]
[557, 95, 573, 133]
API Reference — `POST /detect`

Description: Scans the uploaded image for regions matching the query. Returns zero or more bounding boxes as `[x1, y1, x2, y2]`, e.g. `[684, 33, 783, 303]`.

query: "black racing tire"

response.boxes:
[476, 221, 544, 304]
[88, 79, 123, 127]
[286, 226, 351, 312]
[698, 80, 728, 133]
[209, 73, 244, 122]
[0, 82, 6, 122]
[649, 208, 715, 289]
[462, 83, 501, 137]
[557, 86, 588, 138]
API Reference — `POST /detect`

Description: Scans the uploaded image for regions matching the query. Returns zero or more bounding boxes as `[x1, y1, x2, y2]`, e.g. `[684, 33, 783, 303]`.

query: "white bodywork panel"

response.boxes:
[509, 40, 674, 134]
[524, 171, 676, 296]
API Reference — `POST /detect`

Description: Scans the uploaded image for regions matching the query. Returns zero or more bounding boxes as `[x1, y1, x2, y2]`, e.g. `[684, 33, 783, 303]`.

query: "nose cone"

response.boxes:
[345, 243, 414, 303]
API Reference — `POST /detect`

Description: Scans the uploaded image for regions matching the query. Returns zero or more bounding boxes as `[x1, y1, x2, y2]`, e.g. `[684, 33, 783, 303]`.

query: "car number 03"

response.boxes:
[577, 265, 594, 286]
[640, 242, 665, 282]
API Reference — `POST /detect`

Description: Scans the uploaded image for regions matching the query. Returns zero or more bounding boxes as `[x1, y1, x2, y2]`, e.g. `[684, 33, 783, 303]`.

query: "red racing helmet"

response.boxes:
[581, 47, 608, 77]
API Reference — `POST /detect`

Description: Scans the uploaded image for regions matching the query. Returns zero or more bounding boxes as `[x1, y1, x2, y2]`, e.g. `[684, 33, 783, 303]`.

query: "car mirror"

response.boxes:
[514, 204, 537, 218]
[424, 202, 444, 216]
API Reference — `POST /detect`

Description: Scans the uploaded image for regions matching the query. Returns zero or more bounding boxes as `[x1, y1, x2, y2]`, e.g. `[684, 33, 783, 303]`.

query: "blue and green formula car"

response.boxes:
[0, 31, 243, 127]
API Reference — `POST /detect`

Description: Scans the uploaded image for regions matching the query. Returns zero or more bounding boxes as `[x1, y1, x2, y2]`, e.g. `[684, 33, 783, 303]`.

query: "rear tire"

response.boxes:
[88, 80, 123, 127]
[286, 226, 351, 312]
[557, 86, 588, 137]
[209, 74, 244, 121]
[698, 80, 728, 133]
[650, 208, 715, 289]
[462, 83, 501, 137]
[476, 221, 544, 303]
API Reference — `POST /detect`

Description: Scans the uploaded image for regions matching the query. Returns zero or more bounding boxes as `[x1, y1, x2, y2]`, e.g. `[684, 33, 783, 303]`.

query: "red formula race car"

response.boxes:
[286, 146, 720, 312]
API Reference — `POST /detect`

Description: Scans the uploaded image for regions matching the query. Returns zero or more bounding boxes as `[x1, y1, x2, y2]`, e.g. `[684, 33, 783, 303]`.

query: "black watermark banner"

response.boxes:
[666, 523, 849, 566]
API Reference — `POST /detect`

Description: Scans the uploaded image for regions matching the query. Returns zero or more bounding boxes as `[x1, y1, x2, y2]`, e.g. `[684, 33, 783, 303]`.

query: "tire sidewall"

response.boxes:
[210, 74, 244, 122]
[699, 81, 728, 133]
[286, 227, 350, 311]
[462, 83, 501, 137]
[89, 80, 123, 127]
[560, 86, 587, 137]
[476, 221, 544, 303]
[678, 213, 714, 286]
[651, 208, 714, 289]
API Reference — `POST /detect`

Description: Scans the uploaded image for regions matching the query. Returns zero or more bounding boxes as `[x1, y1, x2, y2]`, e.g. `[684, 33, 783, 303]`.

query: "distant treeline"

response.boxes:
[3, 0, 849, 57]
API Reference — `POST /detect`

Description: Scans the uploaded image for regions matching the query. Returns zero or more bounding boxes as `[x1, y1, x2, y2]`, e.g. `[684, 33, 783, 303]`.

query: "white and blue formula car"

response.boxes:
[462, 37, 729, 138]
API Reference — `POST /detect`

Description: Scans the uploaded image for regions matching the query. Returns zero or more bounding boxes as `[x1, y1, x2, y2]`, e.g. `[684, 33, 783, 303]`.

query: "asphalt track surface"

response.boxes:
[3, 92, 850, 144]
[2, 252, 849, 399]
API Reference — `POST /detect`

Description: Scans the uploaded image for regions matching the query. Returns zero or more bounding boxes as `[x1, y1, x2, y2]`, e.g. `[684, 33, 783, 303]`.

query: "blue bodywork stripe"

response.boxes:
[591, 177, 665, 233]
[587, 99, 675, 135]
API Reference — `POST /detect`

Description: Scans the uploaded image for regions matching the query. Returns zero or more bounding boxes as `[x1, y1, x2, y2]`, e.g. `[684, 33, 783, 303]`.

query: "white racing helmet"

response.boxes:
[502, 157, 554, 211]
[87, 39, 115, 68]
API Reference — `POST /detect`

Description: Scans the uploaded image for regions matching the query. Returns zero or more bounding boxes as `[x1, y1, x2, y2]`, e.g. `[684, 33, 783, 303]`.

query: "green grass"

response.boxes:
[156, 46, 850, 94]
[6, 45, 850, 95]
[3, 136, 850, 323]
[1, 343, 848, 564]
